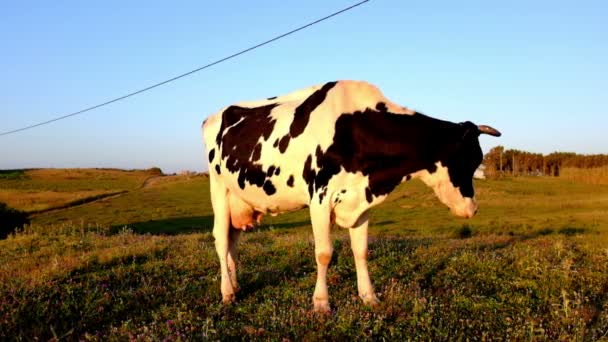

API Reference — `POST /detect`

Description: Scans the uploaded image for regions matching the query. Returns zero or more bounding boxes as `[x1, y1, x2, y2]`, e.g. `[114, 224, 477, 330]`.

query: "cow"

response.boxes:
[202, 80, 501, 312]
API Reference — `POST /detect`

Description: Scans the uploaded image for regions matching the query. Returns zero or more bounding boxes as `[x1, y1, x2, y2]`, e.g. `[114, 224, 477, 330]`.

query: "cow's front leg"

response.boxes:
[349, 212, 379, 306]
[310, 203, 333, 313]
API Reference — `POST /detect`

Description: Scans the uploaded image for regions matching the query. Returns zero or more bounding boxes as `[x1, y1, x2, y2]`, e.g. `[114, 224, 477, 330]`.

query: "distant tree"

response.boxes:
[484, 147, 608, 178]
[147, 167, 164, 176]
[483, 145, 504, 177]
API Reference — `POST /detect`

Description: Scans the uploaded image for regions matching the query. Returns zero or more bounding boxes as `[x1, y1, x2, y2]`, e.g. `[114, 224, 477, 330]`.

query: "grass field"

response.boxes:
[1, 170, 607, 340]
[0, 168, 160, 212]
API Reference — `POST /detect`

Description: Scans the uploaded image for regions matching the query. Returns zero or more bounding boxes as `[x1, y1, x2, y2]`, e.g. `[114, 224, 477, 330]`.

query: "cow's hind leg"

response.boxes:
[210, 177, 237, 303]
[310, 202, 333, 313]
[349, 212, 379, 306]
[227, 227, 241, 293]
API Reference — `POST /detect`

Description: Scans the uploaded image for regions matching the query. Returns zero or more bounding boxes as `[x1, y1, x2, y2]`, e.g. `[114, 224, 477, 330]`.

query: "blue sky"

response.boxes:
[1, 0, 606, 173]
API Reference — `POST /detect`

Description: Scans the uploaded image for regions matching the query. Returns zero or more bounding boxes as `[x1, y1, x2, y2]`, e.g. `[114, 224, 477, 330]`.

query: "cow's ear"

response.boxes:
[459, 121, 479, 139]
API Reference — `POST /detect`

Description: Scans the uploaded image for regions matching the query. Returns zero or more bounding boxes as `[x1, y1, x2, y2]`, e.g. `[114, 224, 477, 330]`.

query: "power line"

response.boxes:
[0, 0, 370, 137]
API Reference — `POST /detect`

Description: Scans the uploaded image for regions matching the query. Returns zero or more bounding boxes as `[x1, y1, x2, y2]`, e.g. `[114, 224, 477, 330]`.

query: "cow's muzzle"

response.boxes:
[450, 198, 478, 219]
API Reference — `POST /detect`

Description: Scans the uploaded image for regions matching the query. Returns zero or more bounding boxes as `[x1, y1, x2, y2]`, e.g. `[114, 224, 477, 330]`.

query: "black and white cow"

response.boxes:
[202, 80, 500, 312]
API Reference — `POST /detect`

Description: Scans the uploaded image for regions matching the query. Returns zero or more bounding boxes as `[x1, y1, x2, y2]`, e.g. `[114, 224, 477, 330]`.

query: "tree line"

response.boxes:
[483, 146, 608, 177]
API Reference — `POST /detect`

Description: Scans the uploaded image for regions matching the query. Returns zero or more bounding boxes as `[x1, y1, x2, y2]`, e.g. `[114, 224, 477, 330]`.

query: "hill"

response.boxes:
[0, 168, 161, 213]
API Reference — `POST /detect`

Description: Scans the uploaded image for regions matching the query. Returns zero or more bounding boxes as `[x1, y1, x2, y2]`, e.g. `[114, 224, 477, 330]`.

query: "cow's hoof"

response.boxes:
[362, 295, 380, 308]
[313, 300, 331, 314]
[222, 293, 236, 304]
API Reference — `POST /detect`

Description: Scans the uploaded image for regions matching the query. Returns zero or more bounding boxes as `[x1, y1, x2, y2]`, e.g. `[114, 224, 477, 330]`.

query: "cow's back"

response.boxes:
[202, 80, 415, 219]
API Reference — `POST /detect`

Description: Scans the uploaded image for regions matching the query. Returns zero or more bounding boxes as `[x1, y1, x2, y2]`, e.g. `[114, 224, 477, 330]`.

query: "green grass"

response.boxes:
[1, 171, 607, 340]
[32, 174, 213, 234]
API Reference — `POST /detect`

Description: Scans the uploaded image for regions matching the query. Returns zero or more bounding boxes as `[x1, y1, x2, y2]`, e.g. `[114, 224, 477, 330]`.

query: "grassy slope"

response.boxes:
[31, 174, 214, 234]
[0, 168, 157, 212]
[1, 172, 607, 340]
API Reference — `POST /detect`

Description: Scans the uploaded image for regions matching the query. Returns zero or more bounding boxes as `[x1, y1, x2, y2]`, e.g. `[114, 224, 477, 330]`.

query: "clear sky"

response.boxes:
[1, 0, 606, 173]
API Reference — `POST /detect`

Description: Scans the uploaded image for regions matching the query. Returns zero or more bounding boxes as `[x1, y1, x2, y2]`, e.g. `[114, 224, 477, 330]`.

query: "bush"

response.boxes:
[0, 169, 25, 180]
[146, 167, 164, 176]
[0, 202, 29, 239]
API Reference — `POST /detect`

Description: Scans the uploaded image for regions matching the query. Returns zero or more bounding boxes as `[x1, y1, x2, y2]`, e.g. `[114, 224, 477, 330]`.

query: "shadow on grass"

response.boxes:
[254, 220, 312, 232]
[112, 215, 215, 235]
[113, 216, 312, 236]
[509, 226, 589, 240]
[375, 220, 397, 226]
[110, 209, 400, 237]
[557, 227, 587, 236]
[466, 225, 591, 253]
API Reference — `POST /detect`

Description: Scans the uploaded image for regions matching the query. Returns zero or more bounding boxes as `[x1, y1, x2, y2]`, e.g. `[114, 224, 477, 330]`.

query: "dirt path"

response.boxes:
[140, 175, 165, 188]
[28, 190, 128, 216]
[29, 175, 167, 217]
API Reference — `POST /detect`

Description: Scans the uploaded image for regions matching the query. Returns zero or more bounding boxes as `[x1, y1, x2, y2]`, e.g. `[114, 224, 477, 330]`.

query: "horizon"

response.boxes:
[3, 145, 608, 175]
[1, 1, 606, 174]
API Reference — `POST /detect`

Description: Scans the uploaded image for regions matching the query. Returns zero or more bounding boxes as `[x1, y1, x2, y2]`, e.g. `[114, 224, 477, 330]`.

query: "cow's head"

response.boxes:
[420, 122, 501, 218]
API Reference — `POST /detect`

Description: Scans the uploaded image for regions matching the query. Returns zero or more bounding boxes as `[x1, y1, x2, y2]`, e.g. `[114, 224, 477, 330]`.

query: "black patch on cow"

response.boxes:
[278, 135, 290, 153]
[277, 82, 337, 154]
[315, 145, 323, 165]
[445, 121, 483, 198]
[275, 167, 281, 176]
[243, 168, 266, 188]
[313, 155, 340, 196]
[238, 171, 246, 189]
[308, 109, 483, 199]
[208, 148, 215, 163]
[216, 103, 280, 192]
[287, 175, 294, 187]
[290, 82, 337, 138]
[319, 187, 328, 204]
[216, 104, 277, 147]
[267, 165, 276, 177]
[267, 96, 277, 100]
[263, 180, 276, 195]
[215, 165, 221, 175]
[251, 143, 262, 162]
[302, 155, 315, 198]
[365, 187, 373, 203]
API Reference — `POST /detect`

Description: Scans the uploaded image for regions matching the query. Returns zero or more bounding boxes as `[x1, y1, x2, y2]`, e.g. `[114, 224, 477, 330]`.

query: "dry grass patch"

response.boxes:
[561, 166, 608, 185]
[0, 168, 163, 213]
[0, 168, 157, 192]
[0, 190, 115, 212]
